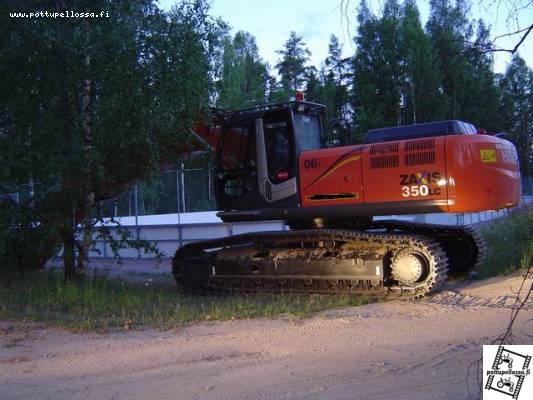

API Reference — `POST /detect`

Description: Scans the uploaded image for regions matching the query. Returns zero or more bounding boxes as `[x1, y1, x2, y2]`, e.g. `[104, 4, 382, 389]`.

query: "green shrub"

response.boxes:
[479, 207, 533, 278]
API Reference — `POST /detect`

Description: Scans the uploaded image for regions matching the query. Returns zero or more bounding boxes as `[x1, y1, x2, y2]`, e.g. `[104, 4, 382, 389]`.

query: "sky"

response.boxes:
[158, 0, 533, 75]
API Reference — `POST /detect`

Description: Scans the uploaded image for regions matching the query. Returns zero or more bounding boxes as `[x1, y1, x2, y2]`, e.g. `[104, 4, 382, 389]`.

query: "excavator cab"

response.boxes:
[215, 101, 325, 211]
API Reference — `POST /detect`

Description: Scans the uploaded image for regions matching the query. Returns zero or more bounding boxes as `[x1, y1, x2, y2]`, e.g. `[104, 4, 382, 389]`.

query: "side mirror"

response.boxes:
[476, 128, 487, 135]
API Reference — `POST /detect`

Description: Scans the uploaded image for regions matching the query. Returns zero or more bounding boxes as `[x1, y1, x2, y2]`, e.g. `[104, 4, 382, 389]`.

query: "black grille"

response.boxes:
[404, 152, 436, 166]
[370, 142, 400, 155]
[370, 155, 399, 169]
[404, 138, 435, 152]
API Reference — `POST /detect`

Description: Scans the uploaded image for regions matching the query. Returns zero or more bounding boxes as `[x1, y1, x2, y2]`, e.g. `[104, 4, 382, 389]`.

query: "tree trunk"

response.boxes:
[78, 37, 93, 276]
[63, 213, 76, 280]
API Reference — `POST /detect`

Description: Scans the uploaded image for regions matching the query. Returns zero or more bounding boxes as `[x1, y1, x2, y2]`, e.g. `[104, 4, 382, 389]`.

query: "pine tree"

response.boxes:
[275, 31, 311, 93]
[352, 0, 381, 139]
[323, 35, 351, 144]
[353, 0, 403, 138]
[499, 55, 533, 181]
[400, 0, 444, 124]
[304, 66, 322, 103]
[426, 0, 472, 119]
[378, 0, 403, 125]
[459, 20, 501, 129]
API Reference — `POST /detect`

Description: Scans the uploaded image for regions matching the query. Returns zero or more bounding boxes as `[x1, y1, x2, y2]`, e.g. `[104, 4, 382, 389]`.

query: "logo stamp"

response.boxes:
[483, 345, 532, 399]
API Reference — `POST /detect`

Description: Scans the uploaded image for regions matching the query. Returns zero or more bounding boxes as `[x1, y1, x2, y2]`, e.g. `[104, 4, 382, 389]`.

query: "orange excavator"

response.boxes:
[173, 94, 520, 297]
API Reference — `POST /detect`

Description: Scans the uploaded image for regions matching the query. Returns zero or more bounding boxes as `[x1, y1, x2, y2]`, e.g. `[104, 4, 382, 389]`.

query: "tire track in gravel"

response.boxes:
[423, 290, 533, 310]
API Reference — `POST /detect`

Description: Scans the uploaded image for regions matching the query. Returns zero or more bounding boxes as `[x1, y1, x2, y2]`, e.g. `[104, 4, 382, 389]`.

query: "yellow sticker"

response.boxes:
[480, 149, 497, 163]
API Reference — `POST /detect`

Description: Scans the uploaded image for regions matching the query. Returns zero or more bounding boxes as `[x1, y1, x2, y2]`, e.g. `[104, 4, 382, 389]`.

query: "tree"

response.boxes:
[341, 0, 533, 55]
[459, 20, 502, 129]
[323, 35, 352, 144]
[352, 0, 382, 138]
[216, 31, 269, 108]
[377, 0, 403, 125]
[275, 31, 311, 93]
[304, 66, 322, 102]
[426, 0, 473, 119]
[473, 0, 533, 55]
[0, 0, 224, 277]
[352, 0, 403, 137]
[498, 55, 533, 180]
[400, 0, 444, 124]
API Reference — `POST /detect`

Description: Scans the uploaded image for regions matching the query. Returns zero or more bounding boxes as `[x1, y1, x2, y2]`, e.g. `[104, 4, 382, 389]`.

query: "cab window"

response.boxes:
[218, 121, 257, 199]
[263, 113, 294, 184]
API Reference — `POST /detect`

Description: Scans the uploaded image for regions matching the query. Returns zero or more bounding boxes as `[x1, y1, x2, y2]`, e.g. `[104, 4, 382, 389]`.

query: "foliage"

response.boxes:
[345, 0, 530, 153]
[0, 0, 225, 276]
[400, 0, 444, 124]
[216, 31, 269, 109]
[479, 207, 533, 278]
[1, 0, 533, 276]
[498, 55, 533, 178]
[275, 31, 311, 94]
[306, 35, 352, 145]
[0, 269, 378, 331]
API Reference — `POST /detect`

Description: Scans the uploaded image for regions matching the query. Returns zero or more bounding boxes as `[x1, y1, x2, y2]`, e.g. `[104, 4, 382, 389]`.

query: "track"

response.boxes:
[171, 221, 486, 298]
[373, 220, 486, 276]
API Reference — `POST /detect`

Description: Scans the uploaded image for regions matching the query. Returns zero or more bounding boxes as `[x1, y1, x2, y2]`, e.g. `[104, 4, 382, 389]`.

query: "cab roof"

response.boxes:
[213, 101, 326, 122]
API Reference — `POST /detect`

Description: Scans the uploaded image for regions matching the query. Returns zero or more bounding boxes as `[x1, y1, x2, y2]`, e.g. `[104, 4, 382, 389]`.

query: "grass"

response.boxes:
[1, 208, 530, 332]
[478, 206, 533, 278]
[0, 269, 378, 331]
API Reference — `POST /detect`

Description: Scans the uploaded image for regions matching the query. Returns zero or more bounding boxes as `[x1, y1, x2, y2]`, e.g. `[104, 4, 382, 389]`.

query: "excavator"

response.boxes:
[172, 93, 521, 297]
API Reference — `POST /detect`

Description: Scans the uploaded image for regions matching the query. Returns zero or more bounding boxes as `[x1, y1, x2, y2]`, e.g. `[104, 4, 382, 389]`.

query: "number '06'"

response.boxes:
[304, 159, 318, 169]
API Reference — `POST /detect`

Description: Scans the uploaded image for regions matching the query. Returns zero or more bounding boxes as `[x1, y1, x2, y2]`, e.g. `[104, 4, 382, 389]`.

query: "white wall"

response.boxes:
[88, 197, 532, 260]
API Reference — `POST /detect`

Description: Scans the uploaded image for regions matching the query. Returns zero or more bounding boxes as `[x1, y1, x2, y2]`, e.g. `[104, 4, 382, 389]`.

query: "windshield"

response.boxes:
[293, 113, 322, 152]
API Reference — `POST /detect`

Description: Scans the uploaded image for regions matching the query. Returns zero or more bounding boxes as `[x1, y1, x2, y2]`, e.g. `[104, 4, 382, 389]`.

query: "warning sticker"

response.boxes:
[481, 149, 497, 163]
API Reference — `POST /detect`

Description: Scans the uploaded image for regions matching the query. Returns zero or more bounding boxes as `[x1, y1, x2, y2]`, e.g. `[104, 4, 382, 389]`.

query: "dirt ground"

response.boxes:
[1, 274, 532, 400]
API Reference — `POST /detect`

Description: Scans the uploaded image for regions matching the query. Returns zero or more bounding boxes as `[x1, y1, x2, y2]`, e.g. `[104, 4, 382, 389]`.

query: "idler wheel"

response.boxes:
[390, 248, 429, 286]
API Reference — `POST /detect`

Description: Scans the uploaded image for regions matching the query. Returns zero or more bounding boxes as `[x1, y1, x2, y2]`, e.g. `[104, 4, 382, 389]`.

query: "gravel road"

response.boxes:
[1, 274, 532, 400]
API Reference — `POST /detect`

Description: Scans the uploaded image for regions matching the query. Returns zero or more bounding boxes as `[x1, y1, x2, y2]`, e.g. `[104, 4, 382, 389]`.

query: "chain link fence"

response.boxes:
[3, 171, 532, 219]
[101, 167, 216, 218]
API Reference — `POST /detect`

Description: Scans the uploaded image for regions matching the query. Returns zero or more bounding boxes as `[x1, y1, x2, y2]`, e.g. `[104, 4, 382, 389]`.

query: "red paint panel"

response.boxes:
[297, 134, 520, 214]
[299, 145, 364, 207]
[362, 137, 448, 207]
[445, 135, 520, 212]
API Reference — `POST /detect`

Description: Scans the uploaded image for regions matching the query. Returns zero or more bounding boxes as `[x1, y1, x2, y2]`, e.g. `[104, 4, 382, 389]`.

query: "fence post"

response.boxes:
[207, 163, 214, 210]
[176, 166, 182, 248]
[176, 167, 181, 215]
[134, 184, 141, 259]
[180, 162, 186, 212]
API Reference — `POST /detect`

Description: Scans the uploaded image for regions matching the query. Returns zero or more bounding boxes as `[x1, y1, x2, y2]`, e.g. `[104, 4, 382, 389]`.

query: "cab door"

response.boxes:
[215, 120, 263, 210]
[256, 111, 298, 203]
